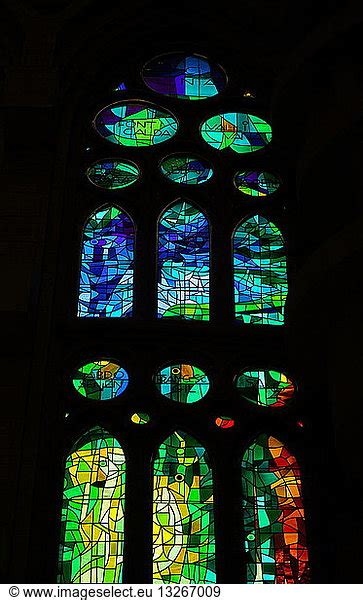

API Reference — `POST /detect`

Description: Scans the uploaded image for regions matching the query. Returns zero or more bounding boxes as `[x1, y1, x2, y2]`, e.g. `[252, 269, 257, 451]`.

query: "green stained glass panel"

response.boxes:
[234, 215, 287, 325]
[58, 428, 126, 583]
[153, 431, 215, 583]
[72, 360, 129, 400]
[201, 113, 272, 154]
[94, 101, 178, 147]
[236, 369, 295, 407]
[160, 155, 213, 185]
[86, 160, 140, 190]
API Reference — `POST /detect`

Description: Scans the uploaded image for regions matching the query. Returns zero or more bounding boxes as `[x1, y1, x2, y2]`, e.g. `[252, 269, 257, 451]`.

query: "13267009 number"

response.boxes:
[157, 586, 221, 598]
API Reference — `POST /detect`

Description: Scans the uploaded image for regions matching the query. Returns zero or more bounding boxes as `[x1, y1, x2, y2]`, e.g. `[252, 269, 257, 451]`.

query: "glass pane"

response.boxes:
[201, 113, 272, 154]
[153, 431, 215, 583]
[86, 160, 140, 190]
[78, 206, 134, 318]
[160, 155, 213, 185]
[94, 101, 178, 147]
[143, 53, 226, 100]
[236, 369, 294, 408]
[154, 363, 209, 403]
[58, 427, 126, 583]
[158, 201, 209, 320]
[234, 215, 287, 325]
[242, 434, 309, 583]
[72, 360, 129, 400]
[234, 171, 281, 197]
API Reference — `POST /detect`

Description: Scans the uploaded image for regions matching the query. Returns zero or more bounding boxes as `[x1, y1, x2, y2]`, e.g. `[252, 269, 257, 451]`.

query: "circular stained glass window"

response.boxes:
[160, 155, 213, 185]
[72, 360, 129, 400]
[201, 112, 272, 154]
[234, 170, 281, 197]
[86, 159, 140, 190]
[94, 101, 178, 148]
[235, 369, 295, 408]
[154, 363, 210, 403]
[142, 53, 226, 100]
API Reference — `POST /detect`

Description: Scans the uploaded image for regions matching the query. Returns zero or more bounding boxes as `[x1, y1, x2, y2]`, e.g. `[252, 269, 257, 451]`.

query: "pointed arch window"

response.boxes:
[153, 431, 215, 583]
[233, 215, 287, 325]
[78, 205, 134, 318]
[241, 434, 309, 584]
[157, 201, 210, 320]
[58, 427, 126, 583]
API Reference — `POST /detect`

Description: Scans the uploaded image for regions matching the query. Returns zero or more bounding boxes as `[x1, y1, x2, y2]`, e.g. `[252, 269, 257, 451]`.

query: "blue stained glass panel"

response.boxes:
[143, 53, 226, 100]
[78, 206, 134, 318]
[157, 201, 209, 320]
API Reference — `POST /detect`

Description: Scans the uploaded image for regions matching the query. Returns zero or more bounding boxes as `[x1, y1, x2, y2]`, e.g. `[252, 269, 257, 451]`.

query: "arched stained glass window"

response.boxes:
[78, 205, 134, 318]
[153, 431, 215, 583]
[233, 215, 287, 325]
[157, 201, 210, 320]
[58, 427, 126, 583]
[241, 434, 309, 584]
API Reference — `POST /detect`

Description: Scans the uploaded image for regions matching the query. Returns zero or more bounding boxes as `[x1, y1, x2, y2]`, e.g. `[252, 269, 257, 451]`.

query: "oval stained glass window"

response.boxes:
[154, 363, 210, 403]
[215, 416, 235, 429]
[234, 171, 281, 197]
[131, 412, 150, 425]
[142, 53, 226, 100]
[72, 360, 129, 400]
[160, 155, 213, 185]
[94, 101, 178, 147]
[201, 112, 272, 154]
[86, 160, 140, 190]
[236, 369, 295, 408]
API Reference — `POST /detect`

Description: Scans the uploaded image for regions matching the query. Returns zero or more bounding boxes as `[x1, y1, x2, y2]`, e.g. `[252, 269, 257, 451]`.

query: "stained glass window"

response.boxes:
[233, 215, 287, 325]
[86, 160, 140, 190]
[157, 201, 210, 320]
[160, 155, 213, 185]
[72, 360, 129, 400]
[78, 205, 134, 318]
[142, 53, 226, 100]
[94, 101, 178, 147]
[215, 416, 235, 429]
[236, 369, 295, 408]
[234, 171, 281, 197]
[201, 113, 272, 154]
[153, 431, 215, 583]
[242, 434, 309, 584]
[130, 413, 150, 425]
[67, 50, 310, 585]
[58, 427, 126, 583]
[154, 363, 210, 403]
